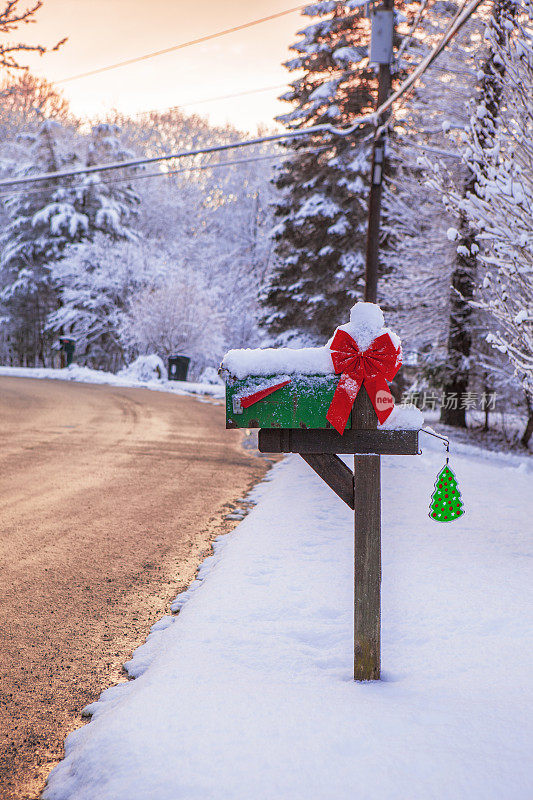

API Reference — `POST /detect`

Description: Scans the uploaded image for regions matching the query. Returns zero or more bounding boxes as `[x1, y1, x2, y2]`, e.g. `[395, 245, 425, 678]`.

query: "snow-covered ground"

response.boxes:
[43, 435, 532, 800]
[0, 363, 225, 399]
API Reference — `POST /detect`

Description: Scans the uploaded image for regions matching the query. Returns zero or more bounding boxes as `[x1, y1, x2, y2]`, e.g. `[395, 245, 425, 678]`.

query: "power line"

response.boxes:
[375, 0, 485, 136]
[0, 147, 326, 201]
[119, 66, 354, 121]
[161, 83, 288, 110]
[55, 5, 310, 85]
[396, 0, 432, 62]
[122, 62, 362, 120]
[425, 63, 478, 77]
[0, 119, 374, 190]
[0, 0, 486, 192]
[117, 83, 289, 121]
[391, 141, 462, 159]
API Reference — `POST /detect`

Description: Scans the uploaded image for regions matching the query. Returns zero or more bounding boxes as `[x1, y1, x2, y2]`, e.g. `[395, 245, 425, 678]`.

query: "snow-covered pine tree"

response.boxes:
[261, 1, 375, 342]
[0, 120, 86, 365]
[0, 121, 140, 365]
[80, 123, 140, 240]
[45, 124, 141, 364]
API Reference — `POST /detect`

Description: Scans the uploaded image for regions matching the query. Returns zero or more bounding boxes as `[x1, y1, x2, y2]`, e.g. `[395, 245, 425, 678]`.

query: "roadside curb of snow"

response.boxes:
[0, 365, 225, 401]
[79, 457, 281, 723]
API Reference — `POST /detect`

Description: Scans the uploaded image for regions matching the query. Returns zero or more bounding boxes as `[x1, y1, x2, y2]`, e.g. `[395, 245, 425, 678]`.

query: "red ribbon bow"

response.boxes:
[326, 329, 401, 435]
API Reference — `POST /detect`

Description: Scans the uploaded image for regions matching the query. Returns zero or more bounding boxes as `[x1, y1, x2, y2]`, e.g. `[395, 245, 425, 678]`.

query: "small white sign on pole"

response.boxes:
[369, 9, 394, 65]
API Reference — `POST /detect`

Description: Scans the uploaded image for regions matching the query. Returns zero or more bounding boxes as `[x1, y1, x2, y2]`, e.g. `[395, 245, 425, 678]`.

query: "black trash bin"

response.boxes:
[168, 355, 190, 382]
[59, 337, 76, 367]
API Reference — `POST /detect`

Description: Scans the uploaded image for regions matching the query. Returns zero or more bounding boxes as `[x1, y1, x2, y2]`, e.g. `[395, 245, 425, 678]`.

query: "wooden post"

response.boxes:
[352, 387, 381, 680]
[357, 1, 394, 678]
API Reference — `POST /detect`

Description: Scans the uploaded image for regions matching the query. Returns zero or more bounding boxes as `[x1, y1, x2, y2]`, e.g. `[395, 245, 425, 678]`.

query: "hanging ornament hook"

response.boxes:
[420, 427, 451, 458]
[443, 437, 450, 465]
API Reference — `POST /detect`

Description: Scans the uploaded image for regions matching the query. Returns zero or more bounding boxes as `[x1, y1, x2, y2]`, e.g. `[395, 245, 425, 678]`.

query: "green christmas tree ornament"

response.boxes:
[429, 462, 465, 522]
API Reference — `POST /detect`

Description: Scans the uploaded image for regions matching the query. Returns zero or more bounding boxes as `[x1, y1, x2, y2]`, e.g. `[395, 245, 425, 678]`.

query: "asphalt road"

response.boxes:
[0, 377, 268, 800]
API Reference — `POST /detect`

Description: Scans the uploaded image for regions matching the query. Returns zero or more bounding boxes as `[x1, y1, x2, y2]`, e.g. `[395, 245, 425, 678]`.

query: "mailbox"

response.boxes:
[223, 374, 346, 430]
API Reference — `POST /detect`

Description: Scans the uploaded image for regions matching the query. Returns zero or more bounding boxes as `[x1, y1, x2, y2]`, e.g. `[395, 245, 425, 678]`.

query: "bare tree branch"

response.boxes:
[0, 1, 66, 71]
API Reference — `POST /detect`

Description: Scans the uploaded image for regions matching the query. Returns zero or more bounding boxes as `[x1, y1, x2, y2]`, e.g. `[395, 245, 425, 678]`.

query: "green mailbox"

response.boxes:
[220, 303, 404, 434]
[223, 373, 346, 430]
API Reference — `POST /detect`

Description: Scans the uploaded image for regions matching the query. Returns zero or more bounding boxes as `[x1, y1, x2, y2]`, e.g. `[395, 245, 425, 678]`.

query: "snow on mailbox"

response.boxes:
[221, 302, 408, 433]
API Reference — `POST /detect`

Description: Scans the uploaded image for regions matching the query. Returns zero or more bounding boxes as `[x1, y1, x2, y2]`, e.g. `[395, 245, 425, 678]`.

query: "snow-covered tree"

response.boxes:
[261, 1, 375, 342]
[190, 150, 277, 350]
[0, 120, 140, 365]
[106, 106, 239, 169]
[114, 110, 277, 351]
[80, 123, 140, 239]
[381, 1, 483, 369]
[0, 120, 85, 364]
[435, 2, 532, 444]
[120, 269, 225, 379]
[0, 72, 73, 143]
[433, 0, 518, 427]
[46, 236, 162, 371]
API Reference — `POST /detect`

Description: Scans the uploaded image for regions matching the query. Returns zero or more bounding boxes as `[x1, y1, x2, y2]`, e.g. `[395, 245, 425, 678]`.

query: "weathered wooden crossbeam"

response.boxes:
[258, 427, 418, 455]
[259, 428, 418, 511]
[300, 453, 355, 509]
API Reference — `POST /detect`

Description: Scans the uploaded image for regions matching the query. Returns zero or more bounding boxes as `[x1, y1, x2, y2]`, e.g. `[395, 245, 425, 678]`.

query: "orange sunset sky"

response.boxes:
[12, 1, 306, 131]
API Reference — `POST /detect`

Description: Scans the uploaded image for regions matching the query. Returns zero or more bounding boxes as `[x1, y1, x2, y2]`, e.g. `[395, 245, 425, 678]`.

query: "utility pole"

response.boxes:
[364, 0, 394, 303]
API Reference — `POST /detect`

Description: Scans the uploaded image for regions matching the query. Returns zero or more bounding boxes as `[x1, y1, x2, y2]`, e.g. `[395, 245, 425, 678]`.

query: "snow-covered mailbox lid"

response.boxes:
[221, 303, 421, 435]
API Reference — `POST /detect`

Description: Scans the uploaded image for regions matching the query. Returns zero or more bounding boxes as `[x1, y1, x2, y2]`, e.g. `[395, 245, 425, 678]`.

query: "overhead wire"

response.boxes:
[54, 3, 371, 87]
[0, 146, 327, 202]
[402, 0, 480, 80]
[425, 63, 477, 76]
[55, 4, 312, 84]
[0, 117, 374, 190]
[116, 65, 356, 121]
[119, 62, 364, 120]
[395, 0, 432, 63]
[144, 83, 289, 112]
[391, 141, 462, 159]
[375, 0, 485, 137]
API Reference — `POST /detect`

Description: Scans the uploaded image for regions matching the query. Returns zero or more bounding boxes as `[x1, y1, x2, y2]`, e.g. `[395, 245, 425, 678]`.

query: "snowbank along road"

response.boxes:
[0, 376, 268, 800]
